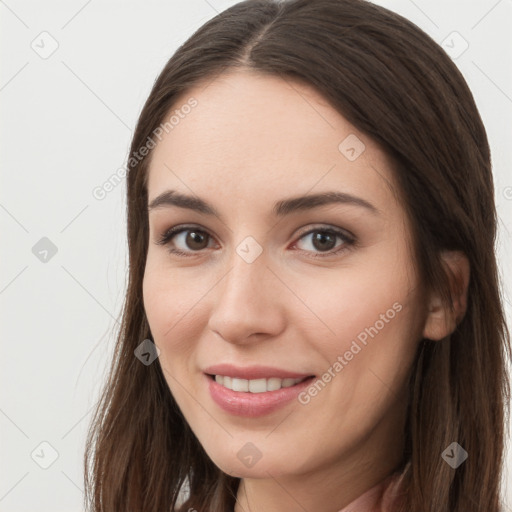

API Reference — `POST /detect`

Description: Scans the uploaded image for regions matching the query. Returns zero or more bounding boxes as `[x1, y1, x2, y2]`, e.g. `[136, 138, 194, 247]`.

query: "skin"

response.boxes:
[142, 69, 469, 512]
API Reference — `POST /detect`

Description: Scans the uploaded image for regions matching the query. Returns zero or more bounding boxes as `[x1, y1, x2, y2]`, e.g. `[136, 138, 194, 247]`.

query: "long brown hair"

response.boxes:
[84, 1, 511, 510]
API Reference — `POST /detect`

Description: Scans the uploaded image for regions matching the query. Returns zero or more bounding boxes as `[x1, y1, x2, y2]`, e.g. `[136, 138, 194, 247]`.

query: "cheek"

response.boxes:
[291, 247, 421, 411]
[298, 289, 416, 399]
[296, 255, 415, 349]
[142, 262, 207, 412]
[143, 257, 202, 339]
[142, 260, 205, 374]
[289, 277, 419, 455]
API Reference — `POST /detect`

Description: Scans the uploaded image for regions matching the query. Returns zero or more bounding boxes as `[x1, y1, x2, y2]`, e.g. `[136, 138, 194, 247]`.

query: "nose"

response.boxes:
[207, 251, 286, 345]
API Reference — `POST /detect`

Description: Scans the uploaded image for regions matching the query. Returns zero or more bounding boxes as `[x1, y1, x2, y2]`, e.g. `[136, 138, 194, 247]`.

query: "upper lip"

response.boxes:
[204, 364, 314, 380]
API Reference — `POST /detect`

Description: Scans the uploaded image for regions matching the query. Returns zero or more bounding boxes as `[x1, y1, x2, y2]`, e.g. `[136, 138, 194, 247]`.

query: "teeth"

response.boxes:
[214, 375, 306, 393]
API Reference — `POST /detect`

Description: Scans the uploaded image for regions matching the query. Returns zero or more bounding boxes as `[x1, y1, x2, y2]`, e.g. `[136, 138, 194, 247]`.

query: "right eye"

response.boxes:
[156, 225, 216, 257]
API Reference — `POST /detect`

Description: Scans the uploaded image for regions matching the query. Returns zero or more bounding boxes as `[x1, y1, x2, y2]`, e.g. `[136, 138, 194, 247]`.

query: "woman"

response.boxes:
[84, 1, 511, 511]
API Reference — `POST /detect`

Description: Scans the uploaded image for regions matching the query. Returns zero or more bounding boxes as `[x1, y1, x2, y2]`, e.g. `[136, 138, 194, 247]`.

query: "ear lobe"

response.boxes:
[422, 251, 470, 341]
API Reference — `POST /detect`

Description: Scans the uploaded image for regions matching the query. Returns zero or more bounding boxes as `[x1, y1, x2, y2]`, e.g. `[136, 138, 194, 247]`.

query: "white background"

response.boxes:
[1, 0, 511, 510]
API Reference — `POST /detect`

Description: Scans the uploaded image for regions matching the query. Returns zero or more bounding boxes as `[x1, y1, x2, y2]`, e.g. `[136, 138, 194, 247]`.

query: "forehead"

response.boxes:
[146, 70, 397, 215]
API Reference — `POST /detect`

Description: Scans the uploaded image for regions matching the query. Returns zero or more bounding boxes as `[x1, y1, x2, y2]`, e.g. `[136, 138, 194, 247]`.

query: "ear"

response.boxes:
[422, 251, 470, 341]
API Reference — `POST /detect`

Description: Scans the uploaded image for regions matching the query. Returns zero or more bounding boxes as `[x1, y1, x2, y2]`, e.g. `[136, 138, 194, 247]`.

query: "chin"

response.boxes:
[204, 444, 305, 480]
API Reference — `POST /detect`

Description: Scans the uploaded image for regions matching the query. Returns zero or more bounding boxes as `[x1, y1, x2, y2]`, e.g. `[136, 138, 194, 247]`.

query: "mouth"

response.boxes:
[206, 373, 315, 393]
[205, 372, 317, 417]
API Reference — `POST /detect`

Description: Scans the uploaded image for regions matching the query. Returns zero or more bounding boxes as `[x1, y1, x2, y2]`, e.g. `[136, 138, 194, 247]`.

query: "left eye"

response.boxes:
[156, 225, 354, 258]
[294, 228, 353, 256]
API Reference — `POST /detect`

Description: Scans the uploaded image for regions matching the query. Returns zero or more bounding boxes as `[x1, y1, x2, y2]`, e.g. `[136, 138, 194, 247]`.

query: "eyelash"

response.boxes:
[155, 224, 356, 259]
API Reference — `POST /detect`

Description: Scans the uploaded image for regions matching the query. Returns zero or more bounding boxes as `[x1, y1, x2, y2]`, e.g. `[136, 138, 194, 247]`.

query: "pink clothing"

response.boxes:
[337, 464, 409, 512]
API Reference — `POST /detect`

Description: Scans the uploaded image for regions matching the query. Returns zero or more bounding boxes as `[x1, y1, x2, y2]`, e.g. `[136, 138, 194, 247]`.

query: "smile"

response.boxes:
[210, 374, 310, 393]
[205, 373, 316, 417]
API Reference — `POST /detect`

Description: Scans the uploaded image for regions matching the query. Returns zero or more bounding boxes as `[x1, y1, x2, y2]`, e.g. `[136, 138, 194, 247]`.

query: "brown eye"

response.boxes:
[310, 231, 337, 252]
[156, 226, 214, 255]
[295, 228, 353, 256]
[157, 224, 355, 259]
[184, 230, 209, 250]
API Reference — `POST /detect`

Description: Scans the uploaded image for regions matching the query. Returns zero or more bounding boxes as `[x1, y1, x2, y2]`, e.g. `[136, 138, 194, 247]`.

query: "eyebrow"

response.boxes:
[147, 190, 380, 217]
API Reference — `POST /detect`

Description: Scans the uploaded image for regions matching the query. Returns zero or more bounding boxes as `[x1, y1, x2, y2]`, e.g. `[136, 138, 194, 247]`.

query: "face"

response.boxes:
[142, 70, 426, 482]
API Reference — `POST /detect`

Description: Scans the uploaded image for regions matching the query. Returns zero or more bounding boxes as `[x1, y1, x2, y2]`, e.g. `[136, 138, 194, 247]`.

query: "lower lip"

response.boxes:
[205, 373, 315, 417]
